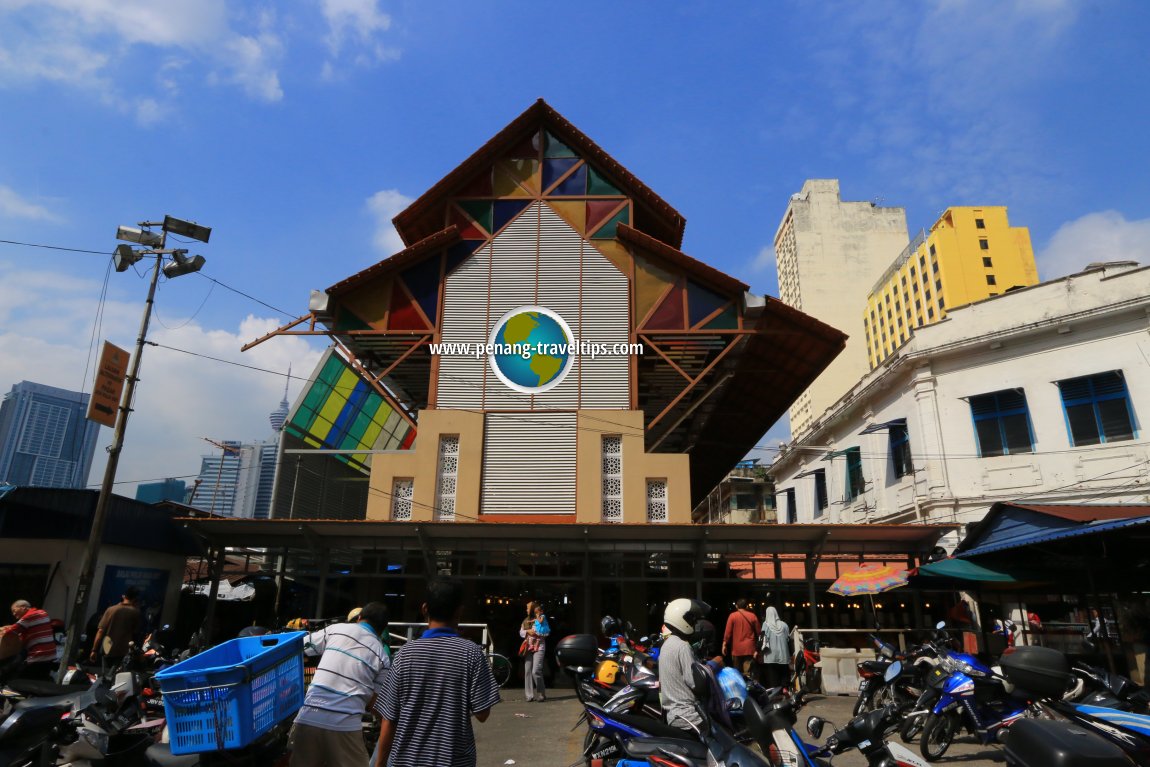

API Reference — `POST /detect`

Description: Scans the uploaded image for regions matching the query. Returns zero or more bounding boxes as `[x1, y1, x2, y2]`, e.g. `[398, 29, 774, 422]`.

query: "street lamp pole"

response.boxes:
[57, 218, 209, 682]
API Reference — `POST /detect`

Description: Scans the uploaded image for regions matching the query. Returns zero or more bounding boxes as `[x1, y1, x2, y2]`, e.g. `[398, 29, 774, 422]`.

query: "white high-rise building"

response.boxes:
[774, 180, 909, 438]
[189, 380, 289, 518]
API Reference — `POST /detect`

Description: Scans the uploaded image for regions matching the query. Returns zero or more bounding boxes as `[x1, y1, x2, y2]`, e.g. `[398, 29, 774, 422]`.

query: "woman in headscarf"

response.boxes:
[760, 606, 791, 689]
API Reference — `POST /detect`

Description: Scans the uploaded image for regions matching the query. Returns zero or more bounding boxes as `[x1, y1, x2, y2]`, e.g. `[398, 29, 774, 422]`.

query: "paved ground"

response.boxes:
[474, 685, 1005, 767]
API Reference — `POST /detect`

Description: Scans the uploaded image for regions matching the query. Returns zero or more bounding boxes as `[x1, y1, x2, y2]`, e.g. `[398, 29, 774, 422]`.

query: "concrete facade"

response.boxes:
[773, 180, 909, 437]
[769, 263, 1150, 543]
[865, 206, 1038, 368]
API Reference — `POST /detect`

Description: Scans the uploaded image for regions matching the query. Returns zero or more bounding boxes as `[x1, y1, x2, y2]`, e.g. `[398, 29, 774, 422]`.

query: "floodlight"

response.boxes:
[162, 215, 211, 243]
[113, 244, 144, 272]
[115, 225, 162, 247]
[162, 251, 206, 278]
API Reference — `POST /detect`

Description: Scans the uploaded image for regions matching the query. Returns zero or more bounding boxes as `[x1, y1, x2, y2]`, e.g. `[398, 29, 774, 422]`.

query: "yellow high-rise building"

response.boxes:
[864, 206, 1037, 368]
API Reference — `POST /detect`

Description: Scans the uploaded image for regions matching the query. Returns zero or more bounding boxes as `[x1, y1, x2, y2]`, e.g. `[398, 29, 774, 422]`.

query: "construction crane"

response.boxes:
[201, 437, 240, 516]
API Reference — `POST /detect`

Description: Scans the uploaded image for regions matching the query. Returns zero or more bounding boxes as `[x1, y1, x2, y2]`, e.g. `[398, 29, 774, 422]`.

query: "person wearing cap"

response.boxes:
[291, 602, 390, 767]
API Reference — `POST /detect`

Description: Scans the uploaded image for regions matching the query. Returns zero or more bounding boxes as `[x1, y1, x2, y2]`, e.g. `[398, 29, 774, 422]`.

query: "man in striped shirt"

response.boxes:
[374, 576, 500, 767]
[290, 602, 391, 767]
[5, 600, 57, 680]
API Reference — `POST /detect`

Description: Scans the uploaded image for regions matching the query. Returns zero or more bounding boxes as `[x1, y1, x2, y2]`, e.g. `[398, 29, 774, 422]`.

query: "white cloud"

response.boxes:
[1037, 211, 1150, 281]
[0, 263, 323, 495]
[750, 244, 777, 274]
[319, 0, 398, 75]
[0, 185, 62, 222]
[366, 189, 414, 257]
[0, 0, 285, 116]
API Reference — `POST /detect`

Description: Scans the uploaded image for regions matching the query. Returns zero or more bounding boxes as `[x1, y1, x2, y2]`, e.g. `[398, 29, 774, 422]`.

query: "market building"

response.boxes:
[249, 100, 846, 527]
[215, 101, 980, 641]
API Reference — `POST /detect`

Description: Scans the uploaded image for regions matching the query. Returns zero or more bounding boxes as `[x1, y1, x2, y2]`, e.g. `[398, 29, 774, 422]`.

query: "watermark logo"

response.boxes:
[488, 306, 575, 393]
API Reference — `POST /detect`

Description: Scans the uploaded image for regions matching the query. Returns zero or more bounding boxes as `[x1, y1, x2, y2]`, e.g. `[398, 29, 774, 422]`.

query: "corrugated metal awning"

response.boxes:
[957, 514, 1150, 559]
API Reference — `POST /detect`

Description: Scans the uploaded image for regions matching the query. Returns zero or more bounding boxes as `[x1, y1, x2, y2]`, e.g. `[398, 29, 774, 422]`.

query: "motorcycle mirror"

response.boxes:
[806, 715, 826, 739]
[884, 660, 902, 682]
[935, 620, 946, 630]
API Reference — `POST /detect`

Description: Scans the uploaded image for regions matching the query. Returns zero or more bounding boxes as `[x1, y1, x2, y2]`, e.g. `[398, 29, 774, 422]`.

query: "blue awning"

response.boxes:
[957, 514, 1150, 559]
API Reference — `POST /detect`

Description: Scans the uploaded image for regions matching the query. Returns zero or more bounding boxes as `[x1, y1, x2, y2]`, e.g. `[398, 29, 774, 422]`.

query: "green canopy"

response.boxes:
[915, 557, 1050, 584]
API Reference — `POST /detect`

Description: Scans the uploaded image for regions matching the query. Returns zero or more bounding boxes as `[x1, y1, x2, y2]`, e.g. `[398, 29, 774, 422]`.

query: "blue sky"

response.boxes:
[1, 0, 1148, 494]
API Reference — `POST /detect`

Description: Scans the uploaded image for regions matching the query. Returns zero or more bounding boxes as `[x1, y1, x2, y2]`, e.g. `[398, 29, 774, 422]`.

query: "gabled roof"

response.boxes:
[392, 99, 686, 250]
[326, 226, 460, 296]
[955, 502, 1150, 558]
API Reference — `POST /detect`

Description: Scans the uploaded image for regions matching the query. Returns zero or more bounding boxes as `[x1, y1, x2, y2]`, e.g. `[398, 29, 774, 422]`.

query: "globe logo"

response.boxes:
[488, 306, 575, 393]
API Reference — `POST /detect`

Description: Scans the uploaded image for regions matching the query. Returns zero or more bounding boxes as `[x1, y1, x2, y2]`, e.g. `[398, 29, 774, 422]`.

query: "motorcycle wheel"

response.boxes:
[920, 711, 959, 762]
[900, 713, 925, 743]
[874, 683, 897, 710]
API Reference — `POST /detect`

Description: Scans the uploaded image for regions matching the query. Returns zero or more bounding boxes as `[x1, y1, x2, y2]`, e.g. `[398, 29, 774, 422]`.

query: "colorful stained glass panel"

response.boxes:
[551, 164, 587, 196]
[458, 200, 493, 234]
[644, 281, 685, 329]
[285, 350, 415, 473]
[588, 166, 621, 195]
[590, 204, 630, 239]
[544, 130, 577, 158]
[687, 280, 729, 327]
[492, 199, 531, 233]
[542, 158, 579, 193]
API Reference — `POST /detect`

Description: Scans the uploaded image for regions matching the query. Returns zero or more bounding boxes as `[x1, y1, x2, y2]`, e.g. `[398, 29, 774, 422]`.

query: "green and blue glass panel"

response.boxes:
[286, 350, 415, 473]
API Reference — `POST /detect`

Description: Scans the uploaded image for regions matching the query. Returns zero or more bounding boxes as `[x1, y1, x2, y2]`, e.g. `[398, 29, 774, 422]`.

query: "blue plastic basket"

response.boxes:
[155, 631, 306, 755]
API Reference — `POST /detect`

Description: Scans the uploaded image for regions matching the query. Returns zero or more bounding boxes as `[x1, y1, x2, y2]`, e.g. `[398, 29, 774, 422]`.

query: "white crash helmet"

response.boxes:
[664, 598, 710, 636]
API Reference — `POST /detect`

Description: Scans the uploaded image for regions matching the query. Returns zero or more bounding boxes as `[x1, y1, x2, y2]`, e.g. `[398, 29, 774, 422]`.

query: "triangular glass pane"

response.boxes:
[547, 201, 586, 234]
[644, 281, 685, 329]
[458, 200, 493, 234]
[590, 204, 629, 239]
[446, 240, 482, 273]
[587, 200, 621, 232]
[687, 280, 729, 328]
[401, 257, 442, 327]
[702, 305, 738, 330]
[504, 159, 540, 194]
[544, 130, 578, 158]
[449, 205, 485, 239]
[492, 199, 531, 233]
[494, 164, 531, 197]
[542, 158, 579, 193]
[588, 166, 621, 195]
[551, 165, 587, 196]
[388, 280, 430, 330]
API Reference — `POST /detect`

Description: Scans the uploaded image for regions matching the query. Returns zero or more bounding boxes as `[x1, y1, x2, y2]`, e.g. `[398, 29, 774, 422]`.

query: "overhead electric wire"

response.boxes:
[0, 238, 111, 255]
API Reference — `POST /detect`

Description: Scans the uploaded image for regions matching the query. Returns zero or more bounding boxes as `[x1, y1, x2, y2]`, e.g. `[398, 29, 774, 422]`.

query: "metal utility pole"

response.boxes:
[57, 249, 162, 680]
[57, 216, 210, 682]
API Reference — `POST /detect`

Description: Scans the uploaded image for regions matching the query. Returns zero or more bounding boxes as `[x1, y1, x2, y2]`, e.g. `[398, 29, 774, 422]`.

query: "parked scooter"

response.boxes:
[793, 636, 821, 696]
[1000, 644, 1150, 765]
[919, 636, 1038, 761]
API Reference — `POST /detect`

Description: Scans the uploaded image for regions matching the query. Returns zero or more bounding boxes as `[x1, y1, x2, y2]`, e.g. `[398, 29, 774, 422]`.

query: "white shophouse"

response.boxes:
[769, 261, 1150, 545]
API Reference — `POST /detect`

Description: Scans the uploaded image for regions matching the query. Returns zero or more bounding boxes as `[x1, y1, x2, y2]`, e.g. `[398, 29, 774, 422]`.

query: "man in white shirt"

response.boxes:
[290, 602, 390, 767]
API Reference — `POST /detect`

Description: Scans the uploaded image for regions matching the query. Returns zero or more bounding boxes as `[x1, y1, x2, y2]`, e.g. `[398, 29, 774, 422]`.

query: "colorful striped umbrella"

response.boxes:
[827, 563, 909, 596]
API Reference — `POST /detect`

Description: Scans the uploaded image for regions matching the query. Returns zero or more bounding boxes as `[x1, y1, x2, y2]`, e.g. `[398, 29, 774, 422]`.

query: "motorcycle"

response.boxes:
[919, 640, 1037, 761]
[1000, 644, 1150, 765]
[792, 636, 821, 696]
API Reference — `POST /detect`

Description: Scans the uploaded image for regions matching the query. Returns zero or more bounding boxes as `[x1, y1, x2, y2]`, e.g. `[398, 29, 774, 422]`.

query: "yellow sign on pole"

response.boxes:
[88, 341, 130, 427]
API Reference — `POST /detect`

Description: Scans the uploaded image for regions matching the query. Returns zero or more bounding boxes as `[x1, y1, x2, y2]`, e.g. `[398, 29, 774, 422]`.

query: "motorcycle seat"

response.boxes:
[13, 690, 85, 711]
[144, 743, 200, 767]
[620, 735, 709, 761]
[609, 709, 698, 739]
[6, 680, 89, 698]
